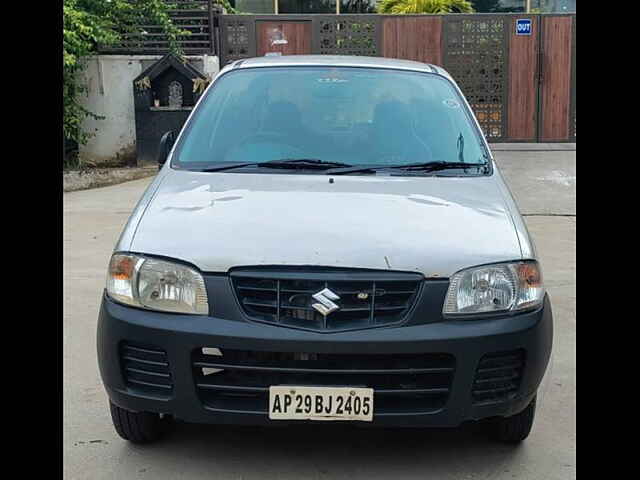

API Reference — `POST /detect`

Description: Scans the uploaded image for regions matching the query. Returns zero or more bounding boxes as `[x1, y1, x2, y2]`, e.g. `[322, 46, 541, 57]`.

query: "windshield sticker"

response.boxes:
[443, 99, 460, 108]
[317, 78, 348, 83]
[318, 68, 349, 83]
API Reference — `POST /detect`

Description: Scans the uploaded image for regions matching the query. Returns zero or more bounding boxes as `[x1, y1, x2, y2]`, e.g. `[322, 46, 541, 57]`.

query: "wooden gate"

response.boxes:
[507, 14, 539, 141]
[257, 21, 312, 56]
[538, 15, 575, 142]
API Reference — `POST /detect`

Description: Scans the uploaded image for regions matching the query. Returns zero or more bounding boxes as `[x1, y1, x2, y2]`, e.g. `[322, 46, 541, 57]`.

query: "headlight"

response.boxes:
[106, 253, 209, 315]
[443, 261, 543, 316]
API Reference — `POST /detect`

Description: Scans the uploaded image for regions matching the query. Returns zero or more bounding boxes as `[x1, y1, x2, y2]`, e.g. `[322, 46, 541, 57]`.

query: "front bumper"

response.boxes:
[97, 293, 553, 428]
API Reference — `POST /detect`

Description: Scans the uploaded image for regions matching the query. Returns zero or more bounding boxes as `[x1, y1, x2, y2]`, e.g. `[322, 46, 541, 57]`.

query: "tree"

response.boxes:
[473, 0, 528, 12]
[471, 0, 501, 12]
[63, 0, 186, 166]
[377, 0, 474, 13]
[342, 0, 378, 13]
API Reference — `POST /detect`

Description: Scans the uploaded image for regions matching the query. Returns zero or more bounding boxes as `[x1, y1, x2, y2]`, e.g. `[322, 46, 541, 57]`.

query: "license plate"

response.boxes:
[269, 386, 374, 421]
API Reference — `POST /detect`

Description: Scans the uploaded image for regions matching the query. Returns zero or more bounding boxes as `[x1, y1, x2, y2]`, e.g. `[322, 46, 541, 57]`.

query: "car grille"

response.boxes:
[230, 269, 423, 331]
[472, 350, 525, 405]
[192, 348, 455, 416]
[120, 342, 173, 397]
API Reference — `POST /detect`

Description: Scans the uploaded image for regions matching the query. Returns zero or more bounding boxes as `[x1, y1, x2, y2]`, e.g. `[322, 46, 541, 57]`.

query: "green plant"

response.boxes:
[63, 0, 187, 167]
[377, 0, 474, 14]
[216, 0, 236, 13]
[471, 0, 500, 11]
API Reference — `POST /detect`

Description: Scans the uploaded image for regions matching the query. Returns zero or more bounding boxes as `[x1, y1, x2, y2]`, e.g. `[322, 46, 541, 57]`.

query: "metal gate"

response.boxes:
[219, 14, 383, 64]
[216, 13, 575, 143]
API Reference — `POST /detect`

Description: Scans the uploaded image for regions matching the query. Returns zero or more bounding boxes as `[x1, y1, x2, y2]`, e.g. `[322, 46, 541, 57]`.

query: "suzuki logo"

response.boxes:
[311, 288, 340, 316]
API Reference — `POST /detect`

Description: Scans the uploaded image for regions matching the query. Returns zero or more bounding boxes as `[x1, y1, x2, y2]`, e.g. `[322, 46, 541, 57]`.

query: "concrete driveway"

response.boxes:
[63, 146, 575, 480]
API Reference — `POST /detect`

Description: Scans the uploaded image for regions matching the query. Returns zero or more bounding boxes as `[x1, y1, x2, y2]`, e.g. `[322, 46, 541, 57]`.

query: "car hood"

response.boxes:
[127, 169, 524, 278]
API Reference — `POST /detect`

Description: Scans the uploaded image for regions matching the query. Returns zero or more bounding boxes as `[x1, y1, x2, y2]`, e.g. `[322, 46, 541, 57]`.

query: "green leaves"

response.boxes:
[377, 0, 474, 14]
[63, 0, 190, 163]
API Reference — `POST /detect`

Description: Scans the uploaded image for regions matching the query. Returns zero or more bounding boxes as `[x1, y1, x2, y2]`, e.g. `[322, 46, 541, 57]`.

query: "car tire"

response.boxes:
[109, 401, 165, 443]
[490, 395, 536, 443]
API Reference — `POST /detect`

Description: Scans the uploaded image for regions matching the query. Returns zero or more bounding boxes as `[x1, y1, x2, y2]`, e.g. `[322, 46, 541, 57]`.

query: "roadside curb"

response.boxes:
[490, 143, 576, 152]
[63, 166, 157, 193]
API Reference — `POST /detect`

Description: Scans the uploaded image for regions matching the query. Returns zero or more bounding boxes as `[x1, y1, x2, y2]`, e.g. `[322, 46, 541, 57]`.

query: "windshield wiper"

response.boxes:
[263, 159, 353, 169]
[199, 158, 352, 172]
[327, 161, 488, 175]
[391, 161, 486, 172]
[199, 162, 257, 172]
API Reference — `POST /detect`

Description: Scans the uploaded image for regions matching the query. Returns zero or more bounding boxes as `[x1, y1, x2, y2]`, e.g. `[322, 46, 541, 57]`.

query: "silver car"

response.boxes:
[98, 56, 552, 444]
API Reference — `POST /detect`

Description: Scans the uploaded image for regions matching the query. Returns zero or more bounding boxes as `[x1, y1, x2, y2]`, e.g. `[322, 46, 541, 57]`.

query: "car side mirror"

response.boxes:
[157, 130, 176, 168]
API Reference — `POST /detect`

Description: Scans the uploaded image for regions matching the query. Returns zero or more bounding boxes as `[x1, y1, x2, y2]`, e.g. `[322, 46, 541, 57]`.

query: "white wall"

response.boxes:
[78, 54, 219, 165]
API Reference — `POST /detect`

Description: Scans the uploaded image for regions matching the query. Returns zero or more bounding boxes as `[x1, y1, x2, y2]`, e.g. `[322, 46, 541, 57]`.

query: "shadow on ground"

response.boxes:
[115, 420, 535, 480]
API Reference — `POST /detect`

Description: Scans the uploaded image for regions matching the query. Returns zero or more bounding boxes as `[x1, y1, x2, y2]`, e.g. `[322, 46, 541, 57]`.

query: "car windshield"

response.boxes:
[172, 66, 487, 171]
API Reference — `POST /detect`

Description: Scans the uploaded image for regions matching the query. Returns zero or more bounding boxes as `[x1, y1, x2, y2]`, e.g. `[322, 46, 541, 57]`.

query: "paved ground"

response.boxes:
[63, 146, 576, 480]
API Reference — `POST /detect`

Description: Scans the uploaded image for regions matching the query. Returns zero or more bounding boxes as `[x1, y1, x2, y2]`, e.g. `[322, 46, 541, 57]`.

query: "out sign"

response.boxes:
[516, 19, 532, 35]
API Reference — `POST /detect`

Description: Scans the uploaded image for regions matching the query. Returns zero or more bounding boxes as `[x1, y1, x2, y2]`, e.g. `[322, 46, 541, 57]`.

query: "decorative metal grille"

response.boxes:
[220, 18, 255, 66]
[443, 16, 508, 141]
[99, 0, 215, 55]
[314, 16, 380, 56]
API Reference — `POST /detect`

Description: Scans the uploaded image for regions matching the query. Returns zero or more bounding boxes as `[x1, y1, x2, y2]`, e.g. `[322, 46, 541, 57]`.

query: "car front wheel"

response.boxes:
[109, 401, 166, 443]
[490, 395, 537, 443]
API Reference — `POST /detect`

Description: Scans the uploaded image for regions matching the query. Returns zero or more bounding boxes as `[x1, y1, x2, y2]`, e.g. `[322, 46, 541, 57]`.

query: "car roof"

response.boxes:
[224, 55, 452, 79]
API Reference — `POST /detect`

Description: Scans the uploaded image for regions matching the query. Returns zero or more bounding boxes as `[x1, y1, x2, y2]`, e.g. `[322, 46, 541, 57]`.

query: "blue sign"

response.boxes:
[516, 19, 532, 36]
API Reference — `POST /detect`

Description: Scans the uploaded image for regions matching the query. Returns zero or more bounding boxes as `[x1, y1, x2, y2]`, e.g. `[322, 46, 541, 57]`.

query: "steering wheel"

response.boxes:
[241, 131, 302, 151]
